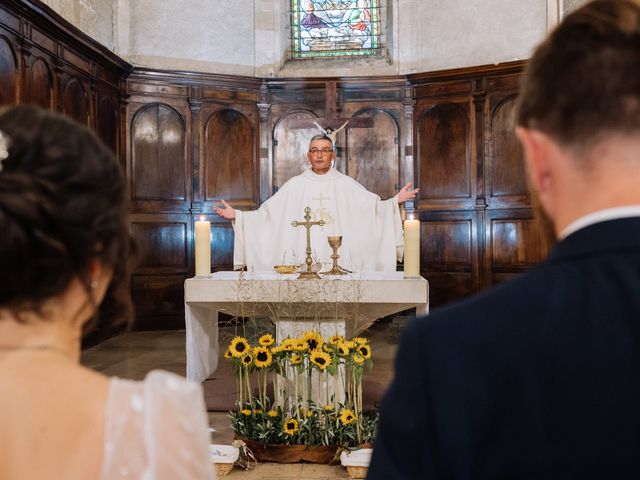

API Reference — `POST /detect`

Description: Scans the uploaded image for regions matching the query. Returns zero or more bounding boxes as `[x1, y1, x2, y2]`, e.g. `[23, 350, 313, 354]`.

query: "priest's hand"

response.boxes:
[397, 183, 419, 204]
[213, 199, 236, 220]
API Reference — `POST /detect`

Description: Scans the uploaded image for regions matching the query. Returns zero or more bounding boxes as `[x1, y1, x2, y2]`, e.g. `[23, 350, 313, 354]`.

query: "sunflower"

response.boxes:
[322, 343, 333, 353]
[240, 409, 252, 416]
[293, 340, 307, 352]
[303, 331, 323, 351]
[352, 336, 368, 346]
[337, 342, 350, 356]
[310, 350, 331, 370]
[352, 353, 365, 365]
[253, 346, 273, 368]
[346, 340, 357, 350]
[229, 336, 251, 358]
[357, 344, 372, 359]
[323, 404, 334, 411]
[339, 409, 357, 425]
[305, 409, 313, 418]
[253, 409, 263, 415]
[267, 410, 278, 418]
[283, 418, 299, 435]
[242, 353, 253, 367]
[223, 349, 233, 359]
[290, 353, 302, 366]
[329, 334, 344, 345]
[282, 339, 295, 351]
[271, 345, 284, 354]
[259, 333, 275, 346]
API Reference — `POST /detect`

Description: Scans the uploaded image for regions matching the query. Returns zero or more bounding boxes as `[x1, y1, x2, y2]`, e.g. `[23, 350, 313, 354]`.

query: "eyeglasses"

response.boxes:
[308, 148, 333, 155]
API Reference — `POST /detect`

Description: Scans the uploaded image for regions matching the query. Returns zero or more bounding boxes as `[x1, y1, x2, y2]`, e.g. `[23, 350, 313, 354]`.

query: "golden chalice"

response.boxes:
[324, 236, 348, 275]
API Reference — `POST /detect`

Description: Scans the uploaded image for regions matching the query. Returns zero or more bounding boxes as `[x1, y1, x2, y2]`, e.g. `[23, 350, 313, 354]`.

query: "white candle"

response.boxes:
[403, 218, 420, 277]
[195, 216, 211, 276]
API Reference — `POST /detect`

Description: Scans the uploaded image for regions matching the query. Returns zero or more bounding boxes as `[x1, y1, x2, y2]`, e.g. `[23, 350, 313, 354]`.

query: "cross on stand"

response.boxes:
[292, 206, 325, 279]
[289, 81, 374, 142]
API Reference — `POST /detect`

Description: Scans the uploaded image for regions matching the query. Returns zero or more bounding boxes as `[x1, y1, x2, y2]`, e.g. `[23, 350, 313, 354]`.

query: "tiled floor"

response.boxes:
[82, 321, 401, 479]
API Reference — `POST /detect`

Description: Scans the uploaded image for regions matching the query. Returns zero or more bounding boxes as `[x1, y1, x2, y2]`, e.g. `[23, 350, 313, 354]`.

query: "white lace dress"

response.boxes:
[101, 370, 215, 479]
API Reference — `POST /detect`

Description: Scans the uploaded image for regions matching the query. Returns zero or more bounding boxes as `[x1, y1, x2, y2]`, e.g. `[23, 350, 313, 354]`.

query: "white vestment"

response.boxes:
[233, 167, 403, 272]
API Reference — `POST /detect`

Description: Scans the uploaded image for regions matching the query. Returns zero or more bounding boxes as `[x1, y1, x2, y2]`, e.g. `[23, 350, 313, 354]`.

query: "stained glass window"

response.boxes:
[291, 0, 381, 58]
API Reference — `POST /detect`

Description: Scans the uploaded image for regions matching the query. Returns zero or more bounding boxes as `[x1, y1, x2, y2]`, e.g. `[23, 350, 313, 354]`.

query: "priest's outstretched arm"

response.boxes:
[213, 199, 236, 220]
[397, 183, 419, 204]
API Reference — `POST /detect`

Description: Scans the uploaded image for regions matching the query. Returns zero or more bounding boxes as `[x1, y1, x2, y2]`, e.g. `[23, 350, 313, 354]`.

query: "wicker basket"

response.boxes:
[214, 463, 234, 476]
[346, 465, 368, 479]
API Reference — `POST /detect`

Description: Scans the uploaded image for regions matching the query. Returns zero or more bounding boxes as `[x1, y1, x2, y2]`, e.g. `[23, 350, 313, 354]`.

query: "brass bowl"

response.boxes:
[274, 264, 297, 274]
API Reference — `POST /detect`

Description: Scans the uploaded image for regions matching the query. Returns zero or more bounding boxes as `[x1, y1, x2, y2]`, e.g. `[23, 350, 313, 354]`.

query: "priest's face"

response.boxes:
[307, 139, 334, 175]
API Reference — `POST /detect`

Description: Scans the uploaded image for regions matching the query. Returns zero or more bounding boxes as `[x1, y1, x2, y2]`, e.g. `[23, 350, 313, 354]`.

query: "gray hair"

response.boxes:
[308, 134, 333, 150]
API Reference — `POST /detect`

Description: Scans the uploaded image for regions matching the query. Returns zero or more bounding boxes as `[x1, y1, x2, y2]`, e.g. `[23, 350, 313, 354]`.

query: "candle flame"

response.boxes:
[407, 212, 415, 220]
[199, 215, 205, 222]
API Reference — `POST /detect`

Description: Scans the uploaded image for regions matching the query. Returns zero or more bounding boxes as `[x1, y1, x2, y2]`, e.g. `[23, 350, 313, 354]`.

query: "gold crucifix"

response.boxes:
[292, 206, 325, 279]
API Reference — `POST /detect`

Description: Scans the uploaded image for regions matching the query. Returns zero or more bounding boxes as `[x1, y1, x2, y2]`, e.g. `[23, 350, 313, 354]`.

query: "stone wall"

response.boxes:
[42, 0, 563, 77]
[39, 0, 115, 50]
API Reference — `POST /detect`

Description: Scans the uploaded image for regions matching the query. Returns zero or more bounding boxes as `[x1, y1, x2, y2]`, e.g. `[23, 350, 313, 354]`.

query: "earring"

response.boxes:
[90, 280, 98, 290]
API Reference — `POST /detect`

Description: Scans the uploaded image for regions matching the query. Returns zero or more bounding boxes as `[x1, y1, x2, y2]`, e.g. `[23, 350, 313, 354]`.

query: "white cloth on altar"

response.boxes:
[233, 167, 404, 272]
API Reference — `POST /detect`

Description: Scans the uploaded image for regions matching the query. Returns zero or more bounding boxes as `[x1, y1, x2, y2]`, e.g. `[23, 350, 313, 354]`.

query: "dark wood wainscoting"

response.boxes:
[411, 66, 552, 306]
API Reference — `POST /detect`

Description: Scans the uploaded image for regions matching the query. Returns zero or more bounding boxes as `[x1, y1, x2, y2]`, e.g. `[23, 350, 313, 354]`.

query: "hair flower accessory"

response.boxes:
[0, 130, 9, 171]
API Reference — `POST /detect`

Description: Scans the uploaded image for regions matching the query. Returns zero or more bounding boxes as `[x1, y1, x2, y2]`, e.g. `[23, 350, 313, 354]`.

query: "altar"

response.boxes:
[184, 271, 429, 383]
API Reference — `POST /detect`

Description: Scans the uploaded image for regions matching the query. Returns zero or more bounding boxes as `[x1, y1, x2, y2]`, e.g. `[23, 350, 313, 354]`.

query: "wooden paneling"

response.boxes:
[132, 274, 186, 317]
[131, 103, 186, 201]
[486, 209, 550, 288]
[273, 110, 318, 190]
[0, 35, 17, 105]
[131, 221, 188, 271]
[212, 222, 234, 271]
[204, 108, 256, 202]
[417, 102, 471, 202]
[423, 220, 473, 267]
[347, 108, 399, 199]
[488, 95, 527, 204]
[27, 57, 53, 109]
[96, 95, 118, 153]
[61, 77, 88, 125]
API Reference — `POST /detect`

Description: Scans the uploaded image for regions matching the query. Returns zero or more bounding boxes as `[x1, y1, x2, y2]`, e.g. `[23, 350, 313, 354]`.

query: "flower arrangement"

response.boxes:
[226, 331, 378, 450]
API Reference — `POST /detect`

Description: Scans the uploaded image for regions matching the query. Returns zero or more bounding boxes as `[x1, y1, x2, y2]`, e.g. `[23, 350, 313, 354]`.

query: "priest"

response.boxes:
[214, 135, 418, 272]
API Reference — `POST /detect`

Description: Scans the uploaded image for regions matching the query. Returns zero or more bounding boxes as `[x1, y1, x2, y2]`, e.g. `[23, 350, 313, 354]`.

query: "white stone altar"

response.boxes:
[184, 271, 429, 384]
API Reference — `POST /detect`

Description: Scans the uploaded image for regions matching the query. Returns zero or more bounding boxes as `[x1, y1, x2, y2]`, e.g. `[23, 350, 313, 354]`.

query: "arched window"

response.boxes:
[291, 0, 381, 58]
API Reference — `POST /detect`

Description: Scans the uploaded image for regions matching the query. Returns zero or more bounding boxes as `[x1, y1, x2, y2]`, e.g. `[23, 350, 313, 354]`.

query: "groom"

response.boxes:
[369, 0, 640, 478]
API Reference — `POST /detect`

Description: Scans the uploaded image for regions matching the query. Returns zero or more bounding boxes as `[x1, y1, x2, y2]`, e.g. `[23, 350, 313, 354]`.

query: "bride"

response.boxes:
[0, 105, 214, 479]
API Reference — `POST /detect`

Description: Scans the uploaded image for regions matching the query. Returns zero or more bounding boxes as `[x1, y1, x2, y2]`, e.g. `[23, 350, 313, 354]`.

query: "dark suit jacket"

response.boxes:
[368, 218, 640, 480]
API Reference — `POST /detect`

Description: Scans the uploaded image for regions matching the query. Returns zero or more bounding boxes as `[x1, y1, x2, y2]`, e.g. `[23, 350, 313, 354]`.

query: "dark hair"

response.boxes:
[0, 105, 133, 335]
[516, 0, 640, 149]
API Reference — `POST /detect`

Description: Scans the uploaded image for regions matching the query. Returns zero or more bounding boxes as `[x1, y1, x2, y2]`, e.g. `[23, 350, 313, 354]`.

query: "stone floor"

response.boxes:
[81, 320, 402, 479]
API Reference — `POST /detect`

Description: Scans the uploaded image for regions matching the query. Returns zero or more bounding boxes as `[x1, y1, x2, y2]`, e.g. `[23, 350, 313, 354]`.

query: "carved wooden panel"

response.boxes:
[27, 57, 52, 109]
[131, 221, 188, 270]
[212, 222, 234, 271]
[417, 103, 471, 201]
[96, 96, 118, 153]
[204, 108, 255, 202]
[131, 104, 186, 201]
[489, 95, 527, 202]
[423, 219, 473, 267]
[61, 77, 88, 125]
[132, 274, 186, 316]
[347, 108, 399, 199]
[489, 216, 548, 266]
[0, 36, 17, 105]
[273, 110, 319, 191]
[420, 210, 478, 308]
